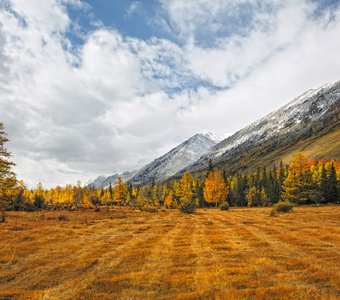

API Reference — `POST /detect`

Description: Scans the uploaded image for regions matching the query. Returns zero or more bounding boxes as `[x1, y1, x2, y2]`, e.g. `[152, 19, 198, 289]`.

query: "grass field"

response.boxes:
[0, 206, 339, 299]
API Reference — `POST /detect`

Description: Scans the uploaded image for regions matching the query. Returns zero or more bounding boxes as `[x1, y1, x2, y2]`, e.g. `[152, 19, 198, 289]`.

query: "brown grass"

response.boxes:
[0, 206, 339, 299]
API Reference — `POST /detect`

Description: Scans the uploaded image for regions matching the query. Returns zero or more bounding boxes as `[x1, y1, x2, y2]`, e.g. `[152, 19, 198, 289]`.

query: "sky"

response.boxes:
[0, 0, 340, 188]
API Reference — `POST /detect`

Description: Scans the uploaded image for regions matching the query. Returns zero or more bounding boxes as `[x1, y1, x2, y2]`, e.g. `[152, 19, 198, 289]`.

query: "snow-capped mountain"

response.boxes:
[202, 131, 230, 143]
[128, 133, 217, 185]
[89, 170, 137, 189]
[88, 176, 107, 189]
[181, 80, 340, 175]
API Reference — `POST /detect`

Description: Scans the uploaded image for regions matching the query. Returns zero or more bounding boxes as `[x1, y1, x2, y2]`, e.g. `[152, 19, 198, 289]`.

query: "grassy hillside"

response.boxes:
[214, 124, 340, 174]
[0, 207, 339, 299]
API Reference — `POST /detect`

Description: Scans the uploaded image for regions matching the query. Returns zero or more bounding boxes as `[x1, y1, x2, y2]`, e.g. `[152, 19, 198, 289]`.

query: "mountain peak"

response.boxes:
[201, 131, 229, 143]
[128, 133, 217, 185]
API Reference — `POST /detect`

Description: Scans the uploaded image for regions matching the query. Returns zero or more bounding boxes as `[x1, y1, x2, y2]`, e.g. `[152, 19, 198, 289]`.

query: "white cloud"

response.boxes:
[0, 0, 339, 188]
[126, 1, 141, 18]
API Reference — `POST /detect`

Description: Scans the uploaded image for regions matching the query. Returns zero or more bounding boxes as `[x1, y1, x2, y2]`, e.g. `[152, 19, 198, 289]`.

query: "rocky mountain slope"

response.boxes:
[89, 170, 137, 189]
[179, 80, 340, 176]
[128, 133, 217, 185]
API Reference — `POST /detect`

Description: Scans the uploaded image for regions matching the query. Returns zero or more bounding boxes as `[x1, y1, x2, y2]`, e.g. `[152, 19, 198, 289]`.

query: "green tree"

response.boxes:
[246, 186, 262, 207]
[0, 123, 16, 212]
[319, 163, 328, 203]
[326, 163, 338, 203]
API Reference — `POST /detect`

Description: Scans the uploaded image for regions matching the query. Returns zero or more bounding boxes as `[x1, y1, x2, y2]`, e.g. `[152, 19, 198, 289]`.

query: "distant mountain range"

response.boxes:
[90, 80, 340, 187]
[89, 133, 217, 188]
[89, 171, 137, 189]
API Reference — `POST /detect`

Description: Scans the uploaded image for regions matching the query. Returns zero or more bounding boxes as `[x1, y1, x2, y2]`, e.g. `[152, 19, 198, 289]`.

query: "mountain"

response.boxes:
[128, 133, 217, 185]
[179, 80, 340, 176]
[88, 176, 107, 189]
[89, 170, 137, 189]
[202, 131, 230, 143]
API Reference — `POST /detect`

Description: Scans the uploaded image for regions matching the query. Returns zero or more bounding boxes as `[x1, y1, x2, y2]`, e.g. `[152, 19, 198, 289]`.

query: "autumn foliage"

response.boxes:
[204, 171, 229, 207]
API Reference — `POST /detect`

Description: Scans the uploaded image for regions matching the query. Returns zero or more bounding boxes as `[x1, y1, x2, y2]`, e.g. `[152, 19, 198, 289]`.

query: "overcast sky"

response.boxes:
[0, 0, 340, 188]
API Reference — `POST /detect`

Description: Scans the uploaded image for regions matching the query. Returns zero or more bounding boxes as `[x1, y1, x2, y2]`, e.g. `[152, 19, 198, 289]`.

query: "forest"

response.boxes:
[1, 123, 339, 217]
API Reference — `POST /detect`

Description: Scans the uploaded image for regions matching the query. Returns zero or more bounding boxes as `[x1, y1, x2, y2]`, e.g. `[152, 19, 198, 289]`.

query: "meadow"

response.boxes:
[0, 206, 339, 299]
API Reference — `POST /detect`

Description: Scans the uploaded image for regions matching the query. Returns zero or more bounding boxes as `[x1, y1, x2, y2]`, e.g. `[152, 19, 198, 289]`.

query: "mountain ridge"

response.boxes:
[128, 133, 217, 185]
[175, 80, 340, 177]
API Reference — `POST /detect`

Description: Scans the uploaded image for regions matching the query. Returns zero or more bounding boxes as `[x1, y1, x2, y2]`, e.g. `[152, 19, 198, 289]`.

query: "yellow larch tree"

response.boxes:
[204, 171, 229, 207]
[281, 152, 314, 204]
[177, 171, 197, 213]
[164, 190, 177, 208]
[113, 177, 127, 205]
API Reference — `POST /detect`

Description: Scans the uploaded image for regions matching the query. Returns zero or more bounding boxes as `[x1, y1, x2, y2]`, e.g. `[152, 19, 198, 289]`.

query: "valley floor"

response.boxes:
[0, 206, 339, 299]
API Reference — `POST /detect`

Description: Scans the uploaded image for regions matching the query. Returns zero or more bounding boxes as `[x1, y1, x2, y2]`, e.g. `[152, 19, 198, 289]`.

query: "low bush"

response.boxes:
[58, 214, 69, 221]
[179, 202, 196, 214]
[0, 211, 6, 223]
[139, 205, 158, 213]
[271, 201, 293, 215]
[220, 202, 230, 210]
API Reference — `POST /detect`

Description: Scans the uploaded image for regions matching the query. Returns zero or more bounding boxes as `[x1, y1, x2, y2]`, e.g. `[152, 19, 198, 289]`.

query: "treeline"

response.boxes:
[1, 153, 339, 213]
[0, 123, 339, 214]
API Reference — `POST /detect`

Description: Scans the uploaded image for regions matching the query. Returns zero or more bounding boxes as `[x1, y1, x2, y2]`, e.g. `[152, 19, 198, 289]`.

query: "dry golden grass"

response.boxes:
[0, 206, 339, 299]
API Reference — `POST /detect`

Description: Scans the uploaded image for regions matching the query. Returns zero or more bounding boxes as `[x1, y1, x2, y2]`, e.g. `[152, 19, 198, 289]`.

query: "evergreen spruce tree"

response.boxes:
[0, 123, 16, 212]
[319, 163, 328, 203]
[277, 161, 286, 198]
[262, 167, 269, 193]
[326, 163, 338, 203]
[196, 179, 206, 208]
[108, 183, 113, 200]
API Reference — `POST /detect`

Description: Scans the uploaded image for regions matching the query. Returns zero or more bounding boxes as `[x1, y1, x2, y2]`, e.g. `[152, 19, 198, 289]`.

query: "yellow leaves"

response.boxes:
[113, 177, 127, 204]
[204, 171, 229, 205]
[164, 190, 177, 209]
[288, 152, 310, 176]
[177, 172, 196, 201]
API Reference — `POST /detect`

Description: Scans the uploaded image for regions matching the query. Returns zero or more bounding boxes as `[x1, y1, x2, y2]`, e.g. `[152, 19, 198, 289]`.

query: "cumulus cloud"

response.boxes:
[0, 0, 339, 188]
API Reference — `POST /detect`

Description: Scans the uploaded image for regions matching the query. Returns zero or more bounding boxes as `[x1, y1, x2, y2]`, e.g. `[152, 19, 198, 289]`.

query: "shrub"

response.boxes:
[271, 201, 293, 215]
[179, 202, 196, 214]
[220, 202, 230, 210]
[139, 205, 158, 213]
[58, 214, 69, 221]
[0, 211, 6, 223]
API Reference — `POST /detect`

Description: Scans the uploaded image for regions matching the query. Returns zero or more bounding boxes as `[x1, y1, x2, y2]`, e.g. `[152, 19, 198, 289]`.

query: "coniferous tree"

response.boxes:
[108, 183, 113, 200]
[277, 161, 285, 197]
[0, 123, 16, 212]
[281, 153, 314, 204]
[319, 163, 328, 203]
[177, 172, 197, 213]
[113, 177, 127, 205]
[326, 163, 338, 203]
[204, 171, 229, 207]
[196, 178, 206, 208]
[235, 174, 248, 206]
[262, 167, 269, 194]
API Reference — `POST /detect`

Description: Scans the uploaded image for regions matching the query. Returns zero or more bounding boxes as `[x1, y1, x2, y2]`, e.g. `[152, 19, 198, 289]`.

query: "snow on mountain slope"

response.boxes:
[89, 170, 137, 189]
[184, 80, 340, 174]
[203, 131, 230, 143]
[88, 176, 107, 189]
[129, 133, 217, 185]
